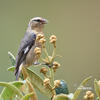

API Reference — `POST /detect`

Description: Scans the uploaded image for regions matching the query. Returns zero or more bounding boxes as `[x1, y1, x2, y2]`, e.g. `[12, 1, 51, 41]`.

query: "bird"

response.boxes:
[15, 17, 48, 80]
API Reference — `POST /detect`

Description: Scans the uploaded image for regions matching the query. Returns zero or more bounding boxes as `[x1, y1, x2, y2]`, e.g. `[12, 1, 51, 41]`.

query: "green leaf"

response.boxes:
[7, 66, 15, 72]
[72, 76, 92, 100]
[0, 81, 24, 100]
[8, 51, 16, 66]
[67, 93, 74, 99]
[96, 97, 99, 100]
[20, 92, 34, 100]
[53, 94, 69, 100]
[94, 79, 100, 100]
[26, 68, 54, 98]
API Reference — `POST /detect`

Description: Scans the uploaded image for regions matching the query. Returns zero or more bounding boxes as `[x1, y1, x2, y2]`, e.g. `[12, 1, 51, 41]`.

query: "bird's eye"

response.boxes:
[34, 19, 41, 22]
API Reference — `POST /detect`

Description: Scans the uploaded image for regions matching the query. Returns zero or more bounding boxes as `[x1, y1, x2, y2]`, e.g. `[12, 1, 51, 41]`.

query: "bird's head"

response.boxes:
[29, 17, 48, 32]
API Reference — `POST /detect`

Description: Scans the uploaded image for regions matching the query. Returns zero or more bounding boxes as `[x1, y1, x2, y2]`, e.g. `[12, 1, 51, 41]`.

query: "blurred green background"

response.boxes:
[0, 0, 100, 100]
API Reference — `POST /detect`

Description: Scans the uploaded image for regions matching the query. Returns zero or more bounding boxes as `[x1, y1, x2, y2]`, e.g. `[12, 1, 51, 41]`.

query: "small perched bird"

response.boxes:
[15, 17, 48, 80]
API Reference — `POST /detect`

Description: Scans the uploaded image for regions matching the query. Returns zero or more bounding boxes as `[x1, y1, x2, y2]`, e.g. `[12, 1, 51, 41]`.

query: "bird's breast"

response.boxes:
[25, 41, 42, 66]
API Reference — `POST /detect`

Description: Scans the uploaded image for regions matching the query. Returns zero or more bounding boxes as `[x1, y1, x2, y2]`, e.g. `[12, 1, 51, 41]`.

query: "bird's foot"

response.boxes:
[34, 62, 40, 65]
[33, 62, 46, 66]
[33, 62, 53, 67]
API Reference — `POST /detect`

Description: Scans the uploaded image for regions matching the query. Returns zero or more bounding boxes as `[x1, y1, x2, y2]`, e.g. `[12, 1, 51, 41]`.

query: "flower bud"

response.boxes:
[53, 61, 60, 67]
[39, 38, 46, 44]
[84, 91, 94, 100]
[53, 61, 60, 72]
[50, 39, 56, 43]
[50, 35, 57, 40]
[54, 80, 61, 88]
[34, 47, 41, 55]
[84, 95, 88, 100]
[86, 91, 92, 96]
[40, 67, 48, 75]
[89, 93, 94, 99]
[36, 34, 44, 40]
[43, 78, 50, 87]
[50, 35, 57, 44]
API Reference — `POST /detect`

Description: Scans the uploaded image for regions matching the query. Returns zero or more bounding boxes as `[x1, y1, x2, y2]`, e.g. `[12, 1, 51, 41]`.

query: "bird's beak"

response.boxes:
[42, 19, 48, 24]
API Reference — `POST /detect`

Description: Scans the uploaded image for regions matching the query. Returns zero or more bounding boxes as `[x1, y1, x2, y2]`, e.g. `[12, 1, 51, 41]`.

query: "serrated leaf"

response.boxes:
[8, 51, 16, 66]
[20, 92, 34, 100]
[72, 76, 92, 100]
[26, 68, 54, 98]
[94, 79, 100, 99]
[0, 81, 24, 100]
[53, 94, 69, 100]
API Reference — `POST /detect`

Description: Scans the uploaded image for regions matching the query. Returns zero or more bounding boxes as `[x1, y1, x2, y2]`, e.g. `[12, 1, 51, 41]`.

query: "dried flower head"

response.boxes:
[86, 91, 92, 96]
[54, 80, 61, 88]
[39, 38, 46, 44]
[53, 61, 60, 67]
[50, 35, 57, 40]
[36, 34, 44, 40]
[53, 61, 60, 72]
[43, 78, 50, 87]
[40, 67, 48, 75]
[50, 35, 57, 47]
[34, 47, 41, 55]
[84, 91, 94, 100]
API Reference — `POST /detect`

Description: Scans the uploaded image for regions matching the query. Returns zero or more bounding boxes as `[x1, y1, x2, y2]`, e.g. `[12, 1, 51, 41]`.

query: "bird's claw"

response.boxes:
[33, 62, 46, 66]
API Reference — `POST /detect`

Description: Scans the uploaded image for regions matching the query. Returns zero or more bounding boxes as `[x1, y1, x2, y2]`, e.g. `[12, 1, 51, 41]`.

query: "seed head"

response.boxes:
[50, 35, 57, 46]
[86, 91, 92, 96]
[53, 61, 60, 67]
[43, 78, 50, 87]
[40, 67, 48, 75]
[84, 91, 94, 100]
[36, 34, 44, 40]
[50, 35, 57, 40]
[34, 47, 41, 55]
[54, 80, 61, 88]
[39, 38, 46, 44]
[84, 95, 88, 100]
[53, 61, 60, 72]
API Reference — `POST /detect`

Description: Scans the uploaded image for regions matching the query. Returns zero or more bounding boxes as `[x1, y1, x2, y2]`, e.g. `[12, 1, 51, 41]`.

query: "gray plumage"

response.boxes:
[15, 31, 36, 77]
[15, 17, 48, 80]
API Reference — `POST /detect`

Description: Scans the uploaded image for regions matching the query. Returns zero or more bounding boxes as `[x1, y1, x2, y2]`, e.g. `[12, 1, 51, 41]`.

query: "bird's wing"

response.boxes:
[15, 32, 36, 75]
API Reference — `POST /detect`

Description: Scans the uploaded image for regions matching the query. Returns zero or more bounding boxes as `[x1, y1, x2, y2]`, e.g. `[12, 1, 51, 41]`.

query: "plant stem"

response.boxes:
[43, 47, 50, 62]
[50, 68, 54, 87]
[72, 76, 92, 100]
[51, 47, 56, 63]
[26, 79, 38, 100]
[52, 47, 56, 58]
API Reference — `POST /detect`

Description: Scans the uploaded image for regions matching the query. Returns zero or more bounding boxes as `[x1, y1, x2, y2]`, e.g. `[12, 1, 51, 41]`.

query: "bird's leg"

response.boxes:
[33, 61, 41, 65]
[33, 62, 47, 66]
[33, 60, 53, 67]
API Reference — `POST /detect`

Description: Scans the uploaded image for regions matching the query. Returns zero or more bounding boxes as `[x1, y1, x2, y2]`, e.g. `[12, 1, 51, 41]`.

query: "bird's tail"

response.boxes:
[15, 64, 23, 80]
